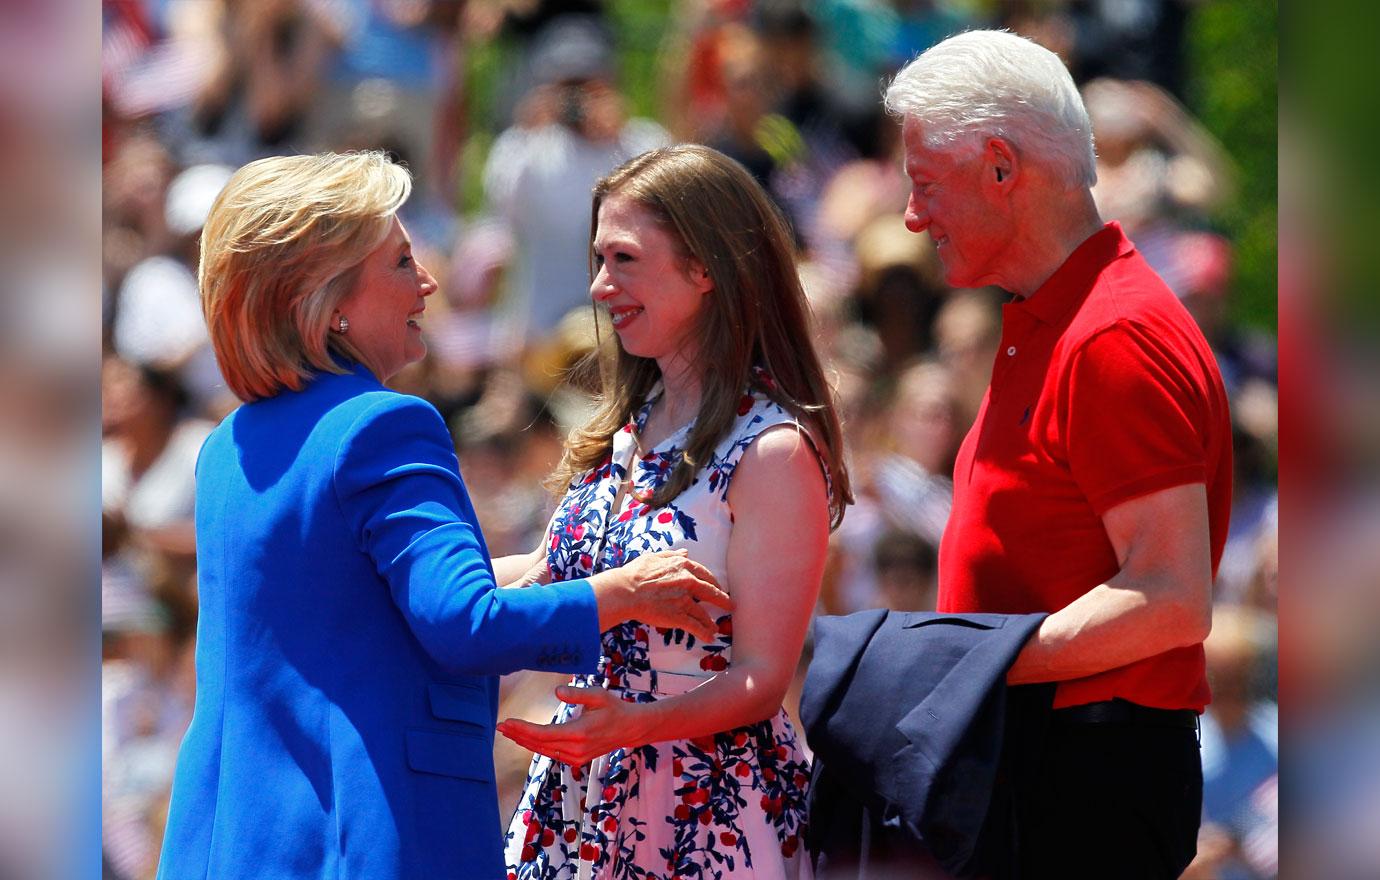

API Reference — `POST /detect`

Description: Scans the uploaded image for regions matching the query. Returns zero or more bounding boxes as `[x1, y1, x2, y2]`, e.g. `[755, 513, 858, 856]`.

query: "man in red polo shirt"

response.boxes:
[885, 31, 1231, 877]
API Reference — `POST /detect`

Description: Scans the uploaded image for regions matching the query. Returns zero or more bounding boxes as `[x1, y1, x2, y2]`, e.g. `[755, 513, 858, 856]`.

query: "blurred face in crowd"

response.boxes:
[335, 216, 437, 381]
[902, 117, 1016, 289]
[590, 193, 713, 367]
[892, 367, 960, 475]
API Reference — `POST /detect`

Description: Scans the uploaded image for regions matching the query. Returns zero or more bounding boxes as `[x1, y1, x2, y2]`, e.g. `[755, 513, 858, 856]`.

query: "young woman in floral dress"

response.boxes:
[498, 144, 852, 879]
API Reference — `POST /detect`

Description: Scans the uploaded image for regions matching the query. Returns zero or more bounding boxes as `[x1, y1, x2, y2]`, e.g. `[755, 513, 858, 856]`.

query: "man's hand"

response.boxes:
[497, 685, 650, 767]
[589, 549, 732, 643]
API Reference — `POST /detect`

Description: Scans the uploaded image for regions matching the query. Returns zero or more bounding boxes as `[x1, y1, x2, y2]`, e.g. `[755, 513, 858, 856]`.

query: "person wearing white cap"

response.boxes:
[113, 163, 235, 410]
[482, 16, 669, 348]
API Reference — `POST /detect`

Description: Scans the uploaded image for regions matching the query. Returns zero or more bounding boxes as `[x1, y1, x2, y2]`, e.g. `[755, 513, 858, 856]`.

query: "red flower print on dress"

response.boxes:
[505, 386, 814, 880]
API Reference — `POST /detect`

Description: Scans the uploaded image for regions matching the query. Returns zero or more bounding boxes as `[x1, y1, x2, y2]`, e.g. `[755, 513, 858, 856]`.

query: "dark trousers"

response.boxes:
[1014, 719, 1203, 878]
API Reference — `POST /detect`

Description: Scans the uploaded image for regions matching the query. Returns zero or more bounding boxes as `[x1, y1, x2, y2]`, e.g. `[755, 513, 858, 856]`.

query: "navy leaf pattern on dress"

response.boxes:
[503, 383, 816, 880]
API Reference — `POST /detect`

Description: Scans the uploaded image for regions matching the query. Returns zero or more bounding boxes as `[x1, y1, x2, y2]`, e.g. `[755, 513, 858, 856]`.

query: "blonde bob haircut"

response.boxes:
[199, 151, 412, 402]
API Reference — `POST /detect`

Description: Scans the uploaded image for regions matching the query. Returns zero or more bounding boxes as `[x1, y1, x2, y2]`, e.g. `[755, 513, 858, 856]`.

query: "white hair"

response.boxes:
[884, 30, 1097, 190]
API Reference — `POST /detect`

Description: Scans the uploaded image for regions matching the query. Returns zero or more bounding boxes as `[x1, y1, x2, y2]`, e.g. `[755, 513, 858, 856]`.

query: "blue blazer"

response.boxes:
[157, 364, 602, 879]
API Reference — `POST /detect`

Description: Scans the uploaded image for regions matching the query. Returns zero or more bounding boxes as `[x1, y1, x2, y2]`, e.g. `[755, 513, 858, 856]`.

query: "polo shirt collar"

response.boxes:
[1016, 221, 1136, 326]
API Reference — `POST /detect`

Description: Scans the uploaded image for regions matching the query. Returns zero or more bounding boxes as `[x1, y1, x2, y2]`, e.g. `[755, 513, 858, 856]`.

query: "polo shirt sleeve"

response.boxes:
[333, 393, 601, 676]
[1063, 320, 1209, 516]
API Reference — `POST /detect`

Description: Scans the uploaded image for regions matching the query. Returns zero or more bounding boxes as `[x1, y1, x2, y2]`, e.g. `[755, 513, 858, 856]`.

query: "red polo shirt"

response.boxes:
[937, 222, 1231, 711]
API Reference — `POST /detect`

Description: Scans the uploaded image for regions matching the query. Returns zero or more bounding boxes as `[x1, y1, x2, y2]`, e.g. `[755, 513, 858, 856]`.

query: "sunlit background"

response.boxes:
[0, 1, 1343, 878]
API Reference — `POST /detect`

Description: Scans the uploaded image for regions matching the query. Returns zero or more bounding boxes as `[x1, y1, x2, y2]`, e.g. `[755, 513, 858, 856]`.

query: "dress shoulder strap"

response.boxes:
[700, 390, 832, 503]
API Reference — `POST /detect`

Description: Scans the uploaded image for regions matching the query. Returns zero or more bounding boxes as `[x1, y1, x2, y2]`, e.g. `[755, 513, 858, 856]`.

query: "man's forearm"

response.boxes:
[1006, 580, 1211, 685]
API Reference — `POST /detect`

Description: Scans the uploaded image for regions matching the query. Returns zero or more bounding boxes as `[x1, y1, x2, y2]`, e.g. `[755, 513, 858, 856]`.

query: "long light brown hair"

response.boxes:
[549, 144, 852, 528]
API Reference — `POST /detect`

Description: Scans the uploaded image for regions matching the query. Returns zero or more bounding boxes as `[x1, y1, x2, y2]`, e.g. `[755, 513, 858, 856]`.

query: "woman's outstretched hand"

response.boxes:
[498, 685, 651, 767]
[589, 549, 732, 644]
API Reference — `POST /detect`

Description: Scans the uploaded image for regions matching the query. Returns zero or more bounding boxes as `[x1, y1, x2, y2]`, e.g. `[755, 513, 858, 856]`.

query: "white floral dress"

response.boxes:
[503, 382, 818, 880]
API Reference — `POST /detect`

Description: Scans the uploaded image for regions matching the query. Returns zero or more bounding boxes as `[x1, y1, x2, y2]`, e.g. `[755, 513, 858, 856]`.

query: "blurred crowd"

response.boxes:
[101, 1, 1277, 878]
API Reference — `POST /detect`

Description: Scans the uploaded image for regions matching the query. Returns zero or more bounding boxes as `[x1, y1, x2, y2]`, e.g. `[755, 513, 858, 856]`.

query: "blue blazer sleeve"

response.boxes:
[333, 393, 601, 676]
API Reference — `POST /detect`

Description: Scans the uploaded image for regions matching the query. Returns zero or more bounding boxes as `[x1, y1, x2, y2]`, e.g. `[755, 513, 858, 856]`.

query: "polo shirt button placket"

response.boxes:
[992, 337, 1019, 395]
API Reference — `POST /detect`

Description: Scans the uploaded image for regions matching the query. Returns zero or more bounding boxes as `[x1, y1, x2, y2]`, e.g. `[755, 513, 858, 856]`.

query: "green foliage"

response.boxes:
[1187, 0, 1278, 332]
[458, 35, 516, 216]
[607, 0, 674, 120]
[1285, 0, 1380, 330]
[457, 2, 1281, 339]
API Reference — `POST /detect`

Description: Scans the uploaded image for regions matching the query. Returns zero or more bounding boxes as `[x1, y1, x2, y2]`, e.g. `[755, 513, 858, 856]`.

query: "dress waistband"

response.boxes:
[607, 668, 716, 697]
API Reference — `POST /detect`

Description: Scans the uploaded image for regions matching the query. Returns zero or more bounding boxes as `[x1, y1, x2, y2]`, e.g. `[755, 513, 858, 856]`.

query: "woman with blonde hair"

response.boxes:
[499, 144, 851, 878]
[154, 151, 730, 880]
